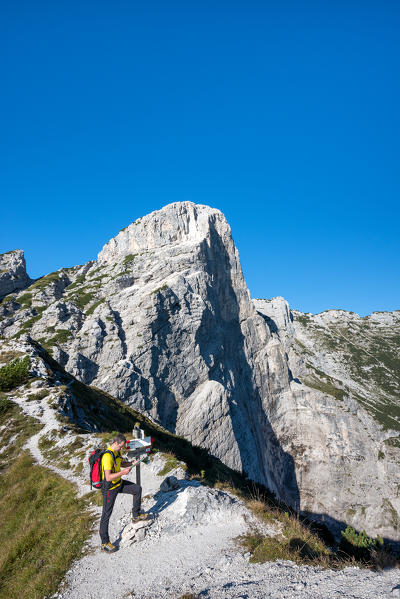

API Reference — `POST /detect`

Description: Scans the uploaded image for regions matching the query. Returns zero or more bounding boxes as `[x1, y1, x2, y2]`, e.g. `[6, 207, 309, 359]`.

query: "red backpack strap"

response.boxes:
[101, 449, 117, 478]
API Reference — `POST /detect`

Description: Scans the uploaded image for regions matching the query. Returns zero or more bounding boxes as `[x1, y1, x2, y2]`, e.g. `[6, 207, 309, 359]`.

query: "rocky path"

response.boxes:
[11, 383, 93, 498]
[56, 461, 399, 599]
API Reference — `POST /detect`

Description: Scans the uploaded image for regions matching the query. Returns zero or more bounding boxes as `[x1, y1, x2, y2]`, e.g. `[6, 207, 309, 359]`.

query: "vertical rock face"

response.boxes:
[0, 202, 399, 541]
[0, 250, 31, 298]
[255, 297, 400, 541]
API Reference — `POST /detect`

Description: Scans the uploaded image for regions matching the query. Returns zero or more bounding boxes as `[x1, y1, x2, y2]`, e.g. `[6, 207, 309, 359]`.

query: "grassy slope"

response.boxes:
[0, 396, 94, 599]
[0, 453, 94, 599]
[293, 313, 400, 432]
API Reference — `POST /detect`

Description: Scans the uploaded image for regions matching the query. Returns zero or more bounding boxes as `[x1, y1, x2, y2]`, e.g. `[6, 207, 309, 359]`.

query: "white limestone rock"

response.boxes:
[0, 249, 31, 298]
[254, 297, 400, 541]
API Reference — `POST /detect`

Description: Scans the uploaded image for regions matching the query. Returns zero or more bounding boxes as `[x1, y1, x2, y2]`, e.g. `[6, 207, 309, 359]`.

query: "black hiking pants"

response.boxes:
[99, 480, 142, 544]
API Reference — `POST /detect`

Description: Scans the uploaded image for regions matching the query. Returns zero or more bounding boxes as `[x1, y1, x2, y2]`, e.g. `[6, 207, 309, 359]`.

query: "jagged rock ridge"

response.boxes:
[0, 201, 399, 541]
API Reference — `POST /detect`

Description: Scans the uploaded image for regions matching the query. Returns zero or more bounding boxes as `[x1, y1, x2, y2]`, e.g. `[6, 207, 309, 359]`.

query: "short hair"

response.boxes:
[112, 433, 127, 445]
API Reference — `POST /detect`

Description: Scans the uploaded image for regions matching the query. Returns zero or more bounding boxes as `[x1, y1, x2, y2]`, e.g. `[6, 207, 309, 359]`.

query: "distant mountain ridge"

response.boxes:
[255, 298, 400, 433]
[0, 201, 399, 541]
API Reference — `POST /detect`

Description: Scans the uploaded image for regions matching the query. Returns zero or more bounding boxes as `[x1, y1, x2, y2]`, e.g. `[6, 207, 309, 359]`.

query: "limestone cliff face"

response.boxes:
[0, 202, 399, 541]
[0, 250, 31, 298]
[255, 297, 400, 541]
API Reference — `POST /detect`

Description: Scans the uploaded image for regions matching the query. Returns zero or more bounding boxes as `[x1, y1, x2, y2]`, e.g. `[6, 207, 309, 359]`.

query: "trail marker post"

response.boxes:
[125, 424, 152, 487]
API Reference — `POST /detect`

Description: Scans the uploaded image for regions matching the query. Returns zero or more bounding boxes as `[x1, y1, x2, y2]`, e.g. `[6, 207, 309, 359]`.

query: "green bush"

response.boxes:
[296, 313, 312, 327]
[0, 399, 14, 416]
[70, 291, 95, 309]
[123, 253, 136, 265]
[339, 526, 383, 561]
[0, 357, 31, 391]
[51, 329, 72, 344]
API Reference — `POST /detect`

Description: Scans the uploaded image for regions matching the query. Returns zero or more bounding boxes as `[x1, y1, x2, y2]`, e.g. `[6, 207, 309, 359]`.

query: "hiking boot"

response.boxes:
[131, 512, 150, 524]
[101, 541, 117, 553]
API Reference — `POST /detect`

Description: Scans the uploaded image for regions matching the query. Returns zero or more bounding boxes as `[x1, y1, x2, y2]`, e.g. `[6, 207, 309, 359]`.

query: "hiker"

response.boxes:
[99, 433, 148, 553]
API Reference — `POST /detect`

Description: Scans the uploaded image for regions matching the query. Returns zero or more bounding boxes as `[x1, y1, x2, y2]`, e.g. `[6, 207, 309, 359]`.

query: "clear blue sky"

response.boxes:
[2, 1, 399, 316]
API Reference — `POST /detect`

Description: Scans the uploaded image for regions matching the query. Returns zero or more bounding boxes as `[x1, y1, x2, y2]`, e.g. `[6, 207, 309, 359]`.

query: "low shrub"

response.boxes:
[51, 329, 72, 344]
[0, 398, 14, 416]
[339, 526, 384, 562]
[66, 274, 85, 291]
[0, 356, 31, 391]
[123, 253, 136, 265]
[70, 291, 95, 309]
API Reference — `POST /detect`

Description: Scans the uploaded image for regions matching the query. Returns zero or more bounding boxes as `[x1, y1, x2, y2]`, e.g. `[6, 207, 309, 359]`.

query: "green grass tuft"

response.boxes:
[85, 298, 105, 316]
[239, 508, 331, 565]
[50, 329, 72, 345]
[65, 274, 85, 291]
[17, 293, 32, 309]
[26, 389, 50, 402]
[152, 284, 168, 294]
[30, 272, 61, 292]
[70, 290, 96, 309]
[0, 350, 24, 364]
[158, 453, 182, 476]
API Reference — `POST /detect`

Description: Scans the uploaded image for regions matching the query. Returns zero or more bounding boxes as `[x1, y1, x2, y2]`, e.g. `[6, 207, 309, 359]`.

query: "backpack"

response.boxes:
[88, 448, 116, 489]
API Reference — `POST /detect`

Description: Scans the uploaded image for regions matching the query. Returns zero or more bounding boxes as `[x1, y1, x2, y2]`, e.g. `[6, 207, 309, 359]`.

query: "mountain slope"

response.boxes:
[0, 202, 399, 541]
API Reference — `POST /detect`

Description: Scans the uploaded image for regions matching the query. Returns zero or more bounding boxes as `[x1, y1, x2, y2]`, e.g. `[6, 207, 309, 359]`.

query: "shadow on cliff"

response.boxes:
[73, 353, 99, 385]
[191, 225, 400, 552]
[194, 220, 301, 511]
[147, 290, 181, 431]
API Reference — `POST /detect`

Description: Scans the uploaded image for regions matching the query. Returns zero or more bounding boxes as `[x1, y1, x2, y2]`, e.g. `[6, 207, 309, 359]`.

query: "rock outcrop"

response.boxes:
[0, 202, 399, 541]
[255, 297, 400, 541]
[0, 249, 31, 298]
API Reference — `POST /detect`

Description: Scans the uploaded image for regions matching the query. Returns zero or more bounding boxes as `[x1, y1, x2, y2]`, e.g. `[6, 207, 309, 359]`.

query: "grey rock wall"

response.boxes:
[255, 297, 400, 541]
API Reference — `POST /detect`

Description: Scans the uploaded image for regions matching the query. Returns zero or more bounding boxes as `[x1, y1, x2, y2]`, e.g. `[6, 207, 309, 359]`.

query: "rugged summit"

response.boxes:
[0, 249, 31, 298]
[0, 202, 399, 541]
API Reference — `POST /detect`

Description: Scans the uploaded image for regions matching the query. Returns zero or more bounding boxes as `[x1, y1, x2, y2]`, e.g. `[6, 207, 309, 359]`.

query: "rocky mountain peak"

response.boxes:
[0, 249, 31, 298]
[0, 203, 399, 543]
[97, 201, 228, 264]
